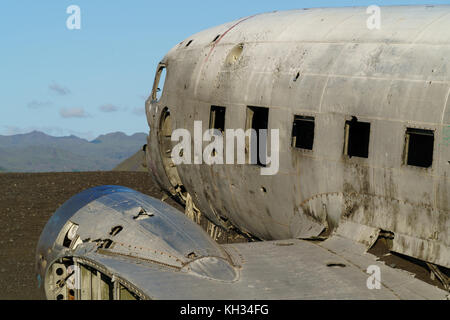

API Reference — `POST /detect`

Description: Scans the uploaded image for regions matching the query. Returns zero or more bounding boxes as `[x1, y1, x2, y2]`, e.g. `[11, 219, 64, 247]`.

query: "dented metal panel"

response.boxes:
[36, 186, 235, 299]
[61, 236, 449, 300]
[145, 5, 450, 269]
[36, 186, 448, 300]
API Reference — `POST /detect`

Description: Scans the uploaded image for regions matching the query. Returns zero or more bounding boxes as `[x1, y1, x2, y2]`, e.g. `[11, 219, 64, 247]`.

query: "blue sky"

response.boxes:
[1, 0, 448, 140]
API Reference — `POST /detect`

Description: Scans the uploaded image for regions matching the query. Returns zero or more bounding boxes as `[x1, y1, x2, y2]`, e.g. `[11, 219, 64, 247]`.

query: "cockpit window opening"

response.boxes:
[186, 40, 194, 47]
[344, 117, 371, 159]
[404, 128, 434, 168]
[151, 64, 167, 102]
[209, 106, 226, 133]
[292, 115, 315, 150]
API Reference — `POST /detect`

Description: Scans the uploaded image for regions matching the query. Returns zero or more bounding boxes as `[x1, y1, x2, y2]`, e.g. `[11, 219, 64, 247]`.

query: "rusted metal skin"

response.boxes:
[145, 6, 450, 268]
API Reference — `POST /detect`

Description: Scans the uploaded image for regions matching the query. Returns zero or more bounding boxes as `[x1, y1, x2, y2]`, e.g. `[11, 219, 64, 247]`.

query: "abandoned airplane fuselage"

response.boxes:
[36, 6, 450, 300]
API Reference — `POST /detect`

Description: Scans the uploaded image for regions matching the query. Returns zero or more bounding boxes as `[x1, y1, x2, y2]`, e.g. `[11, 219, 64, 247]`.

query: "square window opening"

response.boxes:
[209, 106, 226, 133]
[292, 115, 315, 150]
[404, 128, 434, 168]
[246, 106, 269, 166]
[345, 117, 371, 159]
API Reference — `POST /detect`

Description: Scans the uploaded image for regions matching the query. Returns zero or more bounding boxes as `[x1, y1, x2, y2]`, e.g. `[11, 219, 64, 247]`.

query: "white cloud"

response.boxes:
[99, 104, 119, 113]
[59, 107, 89, 118]
[49, 82, 71, 95]
[27, 100, 53, 109]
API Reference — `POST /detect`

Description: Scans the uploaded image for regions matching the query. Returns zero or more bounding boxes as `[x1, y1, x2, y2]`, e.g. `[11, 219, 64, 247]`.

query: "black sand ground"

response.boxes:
[0, 172, 182, 300]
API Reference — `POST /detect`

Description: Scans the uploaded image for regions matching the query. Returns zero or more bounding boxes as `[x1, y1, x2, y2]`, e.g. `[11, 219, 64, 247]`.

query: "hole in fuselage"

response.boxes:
[326, 263, 346, 268]
[109, 226, 123, 237]
[226, 43, 244, 65]
[187, 252, 198, 259]
[56, 268, 64, 276]
[104, 240, 113, 249]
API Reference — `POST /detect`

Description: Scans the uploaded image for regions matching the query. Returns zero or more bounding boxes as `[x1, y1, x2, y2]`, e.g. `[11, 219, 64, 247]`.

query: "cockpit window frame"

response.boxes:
[151, 63, 167, 102]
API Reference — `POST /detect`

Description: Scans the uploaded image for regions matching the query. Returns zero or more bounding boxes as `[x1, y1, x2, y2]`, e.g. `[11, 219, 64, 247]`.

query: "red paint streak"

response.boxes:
[204, 15, 258, 63]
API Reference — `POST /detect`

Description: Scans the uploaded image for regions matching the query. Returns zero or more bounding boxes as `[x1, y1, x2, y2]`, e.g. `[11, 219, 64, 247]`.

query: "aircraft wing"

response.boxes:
[35, 186, 448, 300]
[70, 236, 447, 300]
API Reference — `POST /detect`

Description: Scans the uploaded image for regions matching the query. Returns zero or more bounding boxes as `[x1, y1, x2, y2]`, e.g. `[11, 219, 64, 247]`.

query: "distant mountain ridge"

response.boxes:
[113, 149, 147, 172]
[0, 131, 147, 172]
